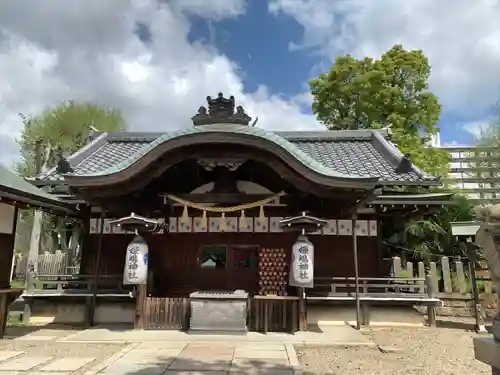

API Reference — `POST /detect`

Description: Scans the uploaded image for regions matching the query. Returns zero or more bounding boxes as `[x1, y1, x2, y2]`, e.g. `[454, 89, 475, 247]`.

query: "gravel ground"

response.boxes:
[0, 328, 128, 375]
[296, 327, 490, 375]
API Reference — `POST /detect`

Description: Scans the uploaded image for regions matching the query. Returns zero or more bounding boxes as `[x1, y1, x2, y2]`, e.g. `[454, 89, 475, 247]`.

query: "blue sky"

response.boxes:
[185, 1, 495, 146]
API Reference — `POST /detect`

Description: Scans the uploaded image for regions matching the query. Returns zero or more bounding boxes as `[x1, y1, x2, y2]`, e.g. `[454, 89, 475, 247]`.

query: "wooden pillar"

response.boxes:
[0, 293, 7, 339]
[468, 244, 486, 332]
[426, 274, 436, 327]
[135, 285, 147, 329]
[352, 214, 361, 330]
[297, 286, 307, 331]
[89, 211, 105, 327]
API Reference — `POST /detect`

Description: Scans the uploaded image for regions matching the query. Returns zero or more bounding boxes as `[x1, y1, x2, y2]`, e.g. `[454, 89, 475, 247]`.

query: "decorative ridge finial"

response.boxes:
[192, 93, 252, 126]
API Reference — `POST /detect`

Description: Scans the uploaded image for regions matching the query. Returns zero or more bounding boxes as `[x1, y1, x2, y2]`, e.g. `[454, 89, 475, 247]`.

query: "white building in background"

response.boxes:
[430, 133, 499, 203]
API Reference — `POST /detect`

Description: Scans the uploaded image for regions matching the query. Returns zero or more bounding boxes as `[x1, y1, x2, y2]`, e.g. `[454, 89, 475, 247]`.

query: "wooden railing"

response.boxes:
[312, 276, 433, 298]
[24, 274, 131, 296]
[249, 295, 300, 333]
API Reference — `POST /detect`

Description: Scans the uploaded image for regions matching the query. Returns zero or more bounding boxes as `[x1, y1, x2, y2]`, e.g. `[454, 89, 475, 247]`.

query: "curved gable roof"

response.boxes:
[35, 127, 440, 188]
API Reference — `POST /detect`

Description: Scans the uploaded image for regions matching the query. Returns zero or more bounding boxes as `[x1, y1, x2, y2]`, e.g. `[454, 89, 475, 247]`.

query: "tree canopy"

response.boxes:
[310, 44, 450, 178]
[17, 100, 126, 177]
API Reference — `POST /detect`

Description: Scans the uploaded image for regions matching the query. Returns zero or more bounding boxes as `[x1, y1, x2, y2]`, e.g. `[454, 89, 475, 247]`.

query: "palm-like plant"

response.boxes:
[383, 194, 475, 261]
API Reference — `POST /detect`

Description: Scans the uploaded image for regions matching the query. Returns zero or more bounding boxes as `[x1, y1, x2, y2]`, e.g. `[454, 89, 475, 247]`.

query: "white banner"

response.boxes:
[123, 235, 149, 285]
[289, 235, 314, 288]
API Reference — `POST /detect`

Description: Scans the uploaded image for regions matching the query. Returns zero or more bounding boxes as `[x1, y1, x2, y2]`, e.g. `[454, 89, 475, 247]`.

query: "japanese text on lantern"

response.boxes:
[297, 245, 309, 281]
[127, 244, 139, 281]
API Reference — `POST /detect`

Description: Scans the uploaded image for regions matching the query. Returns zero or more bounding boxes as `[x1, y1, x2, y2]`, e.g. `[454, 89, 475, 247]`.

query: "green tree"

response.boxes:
[475, 101, 500, 186]
[17, 100, 126, 177]
[384, 195, 476, 261]
[310, 44, 450, 178]
[16, 101, 126, 261]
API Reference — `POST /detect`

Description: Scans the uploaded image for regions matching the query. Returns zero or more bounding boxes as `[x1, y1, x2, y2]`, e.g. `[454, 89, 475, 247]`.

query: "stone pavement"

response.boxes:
[58, 324, 371, 346]
[0, 342, 302, 375]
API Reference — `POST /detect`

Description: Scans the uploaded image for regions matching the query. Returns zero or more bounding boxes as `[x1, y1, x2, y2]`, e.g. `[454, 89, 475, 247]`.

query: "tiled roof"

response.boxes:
[37, 128, 438, 186]
[0, 164, 75, 212]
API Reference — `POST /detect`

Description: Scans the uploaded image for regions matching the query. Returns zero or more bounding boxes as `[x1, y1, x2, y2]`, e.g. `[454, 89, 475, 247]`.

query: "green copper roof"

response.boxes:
[0, 164, 74, 212]
[79, 125, 368, 179]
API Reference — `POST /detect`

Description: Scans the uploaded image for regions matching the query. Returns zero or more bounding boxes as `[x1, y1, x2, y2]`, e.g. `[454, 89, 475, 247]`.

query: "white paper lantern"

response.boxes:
[289, 235, 314, 288]
[123, 235, 149, 285]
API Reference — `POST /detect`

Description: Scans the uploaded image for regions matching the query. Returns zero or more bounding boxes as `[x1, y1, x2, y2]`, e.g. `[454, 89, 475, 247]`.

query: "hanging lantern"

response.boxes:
[289, 235, 314, 288]
[123, 235, 149, 285]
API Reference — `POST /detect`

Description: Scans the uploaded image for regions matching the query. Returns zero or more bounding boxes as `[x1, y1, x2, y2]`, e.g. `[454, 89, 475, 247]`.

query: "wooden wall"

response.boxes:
[81, 231, 379, 296]
[0, 203, 16, 289]
[0, 234, 14, 288]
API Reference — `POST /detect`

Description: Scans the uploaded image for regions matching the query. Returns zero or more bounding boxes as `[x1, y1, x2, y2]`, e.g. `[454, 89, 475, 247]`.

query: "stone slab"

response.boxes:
[235, 343, 285, 351]
[168, 358, 232, 372]
[101, 363, 168, 375]
[0, 351, 23, 362]
[0, 356, 52, 371]
[233, 349, 288, 359]
[29, 372, 70, 375]
[474, 337, 500, 369]
[39, 357, 95, 371]
[0, 372, 20, 375]
[180, 348, 234, 359]
[165, 371, 227, 375]
[113, 356, 175, 366]
[136, 342, 188, 350]
[230, 369, 293, 375]
[123, 349, 183, 359]
[14, 336, 56, 341]
[231, 358, 290, 368]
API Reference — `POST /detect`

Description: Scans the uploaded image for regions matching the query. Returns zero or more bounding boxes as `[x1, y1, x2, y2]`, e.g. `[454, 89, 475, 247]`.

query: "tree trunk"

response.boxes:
[25, 141, 51, 282]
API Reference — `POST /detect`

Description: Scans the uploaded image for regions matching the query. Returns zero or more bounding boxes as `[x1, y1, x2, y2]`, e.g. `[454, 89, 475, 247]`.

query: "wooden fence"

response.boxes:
[140, 296, 300, 333]
[249, 296, 299, 333]
[141, 297, 190, 330]
[14, 251, 73, 280]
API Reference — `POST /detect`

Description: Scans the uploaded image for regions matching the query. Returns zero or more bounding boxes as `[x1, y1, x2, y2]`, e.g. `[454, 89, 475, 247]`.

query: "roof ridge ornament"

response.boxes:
[395, 153, 413, 174]
[192, 92, 252, 126]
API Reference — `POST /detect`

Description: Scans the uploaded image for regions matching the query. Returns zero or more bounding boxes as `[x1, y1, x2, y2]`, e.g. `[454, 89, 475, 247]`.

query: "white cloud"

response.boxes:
[462, 120, 490, 138]
[269, 0, 500, 115]
[0, 0, 320, 167]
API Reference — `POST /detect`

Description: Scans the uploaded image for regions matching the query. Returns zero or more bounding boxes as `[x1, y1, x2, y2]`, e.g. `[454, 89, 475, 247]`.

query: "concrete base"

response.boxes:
[25, 300, 135, 325]
[307, 305, 425, 327]
[474, 336, 500, 373]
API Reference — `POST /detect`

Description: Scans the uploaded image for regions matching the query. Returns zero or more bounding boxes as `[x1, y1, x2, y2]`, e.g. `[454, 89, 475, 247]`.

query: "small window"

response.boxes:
[200, 245, 227, 269]
[233, 245, 259, 269]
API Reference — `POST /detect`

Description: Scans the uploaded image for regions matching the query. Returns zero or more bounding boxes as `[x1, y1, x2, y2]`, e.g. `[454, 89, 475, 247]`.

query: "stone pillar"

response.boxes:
[472, 204, 500, 374]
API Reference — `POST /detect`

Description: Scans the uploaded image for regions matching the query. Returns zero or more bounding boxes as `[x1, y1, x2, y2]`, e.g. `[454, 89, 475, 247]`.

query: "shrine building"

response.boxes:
[15, 93, 450, 332]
